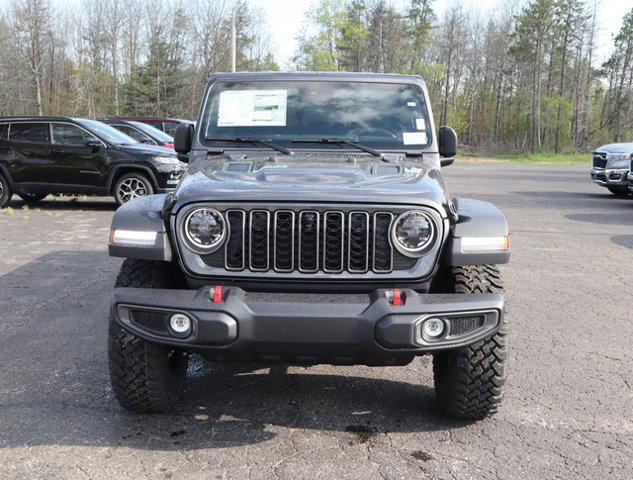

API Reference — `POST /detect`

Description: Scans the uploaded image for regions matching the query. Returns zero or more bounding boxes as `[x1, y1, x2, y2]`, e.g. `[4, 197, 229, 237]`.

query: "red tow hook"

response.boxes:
[390, 288, 404, 306]
[211, 285, 223, 303]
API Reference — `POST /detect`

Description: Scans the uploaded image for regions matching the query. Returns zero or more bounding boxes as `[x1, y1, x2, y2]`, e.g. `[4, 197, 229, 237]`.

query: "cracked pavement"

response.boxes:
[0, 163, 631, 479]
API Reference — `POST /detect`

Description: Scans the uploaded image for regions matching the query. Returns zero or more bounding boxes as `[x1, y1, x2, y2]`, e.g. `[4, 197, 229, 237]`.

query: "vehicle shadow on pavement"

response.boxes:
[0, 250, 469, 452]
[565, 212, 633, 226]
[7, 195, 116, 211]
[610, 235, 633, 249]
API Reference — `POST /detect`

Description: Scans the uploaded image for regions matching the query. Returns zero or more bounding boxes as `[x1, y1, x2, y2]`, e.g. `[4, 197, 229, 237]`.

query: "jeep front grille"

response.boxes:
[200, 207, 418, 274]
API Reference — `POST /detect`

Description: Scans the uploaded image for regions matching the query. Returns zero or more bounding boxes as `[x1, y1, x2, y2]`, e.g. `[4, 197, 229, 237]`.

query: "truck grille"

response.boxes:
[593, 153, 607, 169]
[201, 208, 419, 274]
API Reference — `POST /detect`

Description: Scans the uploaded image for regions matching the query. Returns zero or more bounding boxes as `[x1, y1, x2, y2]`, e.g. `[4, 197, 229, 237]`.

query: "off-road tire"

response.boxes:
[113, 172, 154, 206]
[607, 185, 630, 197]
[433, 265, 508, 420]
[18, 192, 48, 204]
[108, 259, 188, 413]
[0, 173, 11, 208]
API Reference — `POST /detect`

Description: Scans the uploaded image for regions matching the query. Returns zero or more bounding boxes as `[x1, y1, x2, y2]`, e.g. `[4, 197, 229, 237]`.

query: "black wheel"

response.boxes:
[607, 185, 630, 197]
[432, 265, 508, 420]
[108, 259, 188, 413]
[18, 192, 48, 204]
[0, 173, 11, 208]
[113, 173, 154, 206]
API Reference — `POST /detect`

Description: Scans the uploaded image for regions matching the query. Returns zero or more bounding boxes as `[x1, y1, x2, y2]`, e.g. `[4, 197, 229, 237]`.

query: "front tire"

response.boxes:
[108, 259, 188, 413]
[607, 185, 630, 197]
[432, 265, 508, 420]
[0, 173, 12, 208]
[113, 173, 154, 206]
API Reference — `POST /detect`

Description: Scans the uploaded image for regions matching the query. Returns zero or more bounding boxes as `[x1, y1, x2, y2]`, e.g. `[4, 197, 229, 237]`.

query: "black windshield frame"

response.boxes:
[198, 80, 432, 152]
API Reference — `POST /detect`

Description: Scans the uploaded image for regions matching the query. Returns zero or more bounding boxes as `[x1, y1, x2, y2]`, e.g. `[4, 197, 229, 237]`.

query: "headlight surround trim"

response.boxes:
[390, 210, 436, 258]
[181, 207, 226, 254]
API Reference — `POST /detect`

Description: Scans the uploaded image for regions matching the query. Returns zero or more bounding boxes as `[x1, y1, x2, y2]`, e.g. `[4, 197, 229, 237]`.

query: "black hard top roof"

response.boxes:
[207, 71, 427, 87]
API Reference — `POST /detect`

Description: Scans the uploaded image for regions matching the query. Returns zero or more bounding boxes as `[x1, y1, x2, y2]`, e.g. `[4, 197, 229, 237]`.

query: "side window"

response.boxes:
[163, 122, 180, 136]
[52, 123, 98, 146]
[113, 125, 153, 144]
[0, 123, 8, 139]
[8, 123, 50, 143]
[144, 121, 163, 131]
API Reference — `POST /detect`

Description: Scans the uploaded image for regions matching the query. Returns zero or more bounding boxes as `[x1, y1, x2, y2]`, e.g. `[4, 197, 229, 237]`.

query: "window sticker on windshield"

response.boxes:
[218, 90, 288, 127]
[402, 131, 427, 145]
[415, 118, 426, 130]
[407, 101, 416, 107]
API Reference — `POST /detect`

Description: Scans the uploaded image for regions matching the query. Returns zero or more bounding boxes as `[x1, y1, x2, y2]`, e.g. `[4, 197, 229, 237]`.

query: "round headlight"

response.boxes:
[183, 208, 225, 252]
[391, 210, 435, 257]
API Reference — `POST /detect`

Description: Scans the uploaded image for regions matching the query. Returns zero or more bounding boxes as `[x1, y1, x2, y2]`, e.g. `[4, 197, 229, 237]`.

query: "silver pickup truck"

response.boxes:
[590, 143, 633, 197]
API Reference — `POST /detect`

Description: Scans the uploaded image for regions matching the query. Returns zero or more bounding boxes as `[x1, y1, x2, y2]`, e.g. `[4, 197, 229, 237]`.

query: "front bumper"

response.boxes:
[112, 287, 504, 366]
[591, 168, 629, 186]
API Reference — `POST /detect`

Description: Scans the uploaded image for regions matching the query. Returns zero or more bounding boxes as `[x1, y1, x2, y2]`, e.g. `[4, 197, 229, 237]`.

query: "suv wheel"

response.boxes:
[0, 173, 11, 208]
[607, 185, 630, 197]
[113, 173, 154, 206]
[108, 259, 188, 413]
[432, 265, 508, 420]
[18, 192, 48, 204]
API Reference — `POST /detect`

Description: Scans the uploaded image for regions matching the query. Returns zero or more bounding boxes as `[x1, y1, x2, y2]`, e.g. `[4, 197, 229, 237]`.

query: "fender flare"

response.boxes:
[108, 193, 173, 262]
[444, 197, 510, 266]
[0, 163, 15, 187]
[107, 164, 160, 193]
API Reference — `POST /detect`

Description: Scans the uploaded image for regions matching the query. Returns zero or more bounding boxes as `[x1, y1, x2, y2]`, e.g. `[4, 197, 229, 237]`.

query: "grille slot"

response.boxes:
[225, 210, 246, 270]
[249, 210, 270, 271]
[323, 212, 344, 272]
[274, 210, 295, 272]
[373, 212, 394, 272]
[299, 211, 320, 272]
[348, 212, 369, 272]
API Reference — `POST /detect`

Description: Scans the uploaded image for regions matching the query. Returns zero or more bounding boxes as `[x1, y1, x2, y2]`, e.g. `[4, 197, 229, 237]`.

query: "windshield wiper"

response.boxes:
[205, 136, 293, 155]
[290, 137, 387, 162]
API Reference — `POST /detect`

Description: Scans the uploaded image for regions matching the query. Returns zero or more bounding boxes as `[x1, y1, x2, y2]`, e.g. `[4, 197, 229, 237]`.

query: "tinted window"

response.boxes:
[111, 124, 154, 143]
[144, 121, 163, 131]
[52, 123, 98, 146]
[163, 121, 180, 136]
[9, 123, 50, 143]
[74, 119, 138, 145]
[0, 123, 8, 139]
[129, 121, 173, 142]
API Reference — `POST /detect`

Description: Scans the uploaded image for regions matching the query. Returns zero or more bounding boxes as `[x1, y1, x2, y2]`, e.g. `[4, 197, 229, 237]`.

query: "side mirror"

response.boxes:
[85, 140, 102, 152]
[438, 126, 457, 167]
[174, 123, 194, 162]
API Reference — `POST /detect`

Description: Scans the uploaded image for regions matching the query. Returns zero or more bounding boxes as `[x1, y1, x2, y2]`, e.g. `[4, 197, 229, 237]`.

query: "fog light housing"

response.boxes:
[422, 318, 445, 340]
[169, 313, 191, 335]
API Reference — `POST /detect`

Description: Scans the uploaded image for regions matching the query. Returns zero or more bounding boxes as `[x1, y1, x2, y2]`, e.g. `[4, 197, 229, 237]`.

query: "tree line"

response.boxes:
[0, 0, 277, 120]
[295, 0, 633, 153]
[1, 0, 633, 153]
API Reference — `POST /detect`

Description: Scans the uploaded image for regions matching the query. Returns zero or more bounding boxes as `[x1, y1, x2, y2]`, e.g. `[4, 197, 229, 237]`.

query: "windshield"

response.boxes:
[75, 119, 139, 145]
[200, 80, 431, 150]
[130, 121, 174, 142]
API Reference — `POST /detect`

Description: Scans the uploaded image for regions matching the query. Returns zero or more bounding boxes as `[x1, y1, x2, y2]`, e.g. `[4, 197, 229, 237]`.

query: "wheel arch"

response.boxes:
[107, 164, 159, 194]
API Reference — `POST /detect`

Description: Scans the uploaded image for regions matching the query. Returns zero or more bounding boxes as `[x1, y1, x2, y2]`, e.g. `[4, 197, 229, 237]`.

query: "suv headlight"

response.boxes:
[607, 154, 631, 161]
[182, 208, 226, 253]
[153, 155, 186, 172]
[391, 210, 435, 257]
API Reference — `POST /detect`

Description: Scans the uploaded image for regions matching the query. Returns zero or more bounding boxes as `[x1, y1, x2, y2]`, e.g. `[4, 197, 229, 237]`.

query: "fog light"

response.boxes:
[170, 314, 191, 334]
[422, 318, 445, 339]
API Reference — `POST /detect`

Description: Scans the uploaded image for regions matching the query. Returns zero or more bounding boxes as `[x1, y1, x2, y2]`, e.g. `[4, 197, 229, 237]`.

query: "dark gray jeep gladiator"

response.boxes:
[107, 72, 510, 420]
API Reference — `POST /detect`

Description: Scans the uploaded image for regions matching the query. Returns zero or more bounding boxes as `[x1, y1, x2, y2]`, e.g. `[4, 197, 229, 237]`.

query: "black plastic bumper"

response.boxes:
[112, 287, 505, 366]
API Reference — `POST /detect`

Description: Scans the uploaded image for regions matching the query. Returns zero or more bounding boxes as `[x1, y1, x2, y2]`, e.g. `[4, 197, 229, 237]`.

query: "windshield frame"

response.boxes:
[197, 78, 434, 153]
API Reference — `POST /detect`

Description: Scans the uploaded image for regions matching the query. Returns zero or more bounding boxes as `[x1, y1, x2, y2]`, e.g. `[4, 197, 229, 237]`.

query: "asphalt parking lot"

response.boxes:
[0, 163, 631, 479]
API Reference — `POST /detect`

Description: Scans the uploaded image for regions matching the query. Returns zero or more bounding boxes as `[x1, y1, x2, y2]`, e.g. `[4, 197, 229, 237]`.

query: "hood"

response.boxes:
[117, 143, 177, 157]
[173, 152, 451, 215]
[595, 143, 633, 154]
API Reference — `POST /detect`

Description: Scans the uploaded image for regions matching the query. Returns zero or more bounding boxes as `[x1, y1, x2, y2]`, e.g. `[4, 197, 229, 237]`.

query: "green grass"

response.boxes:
[459, 152, 588, 165]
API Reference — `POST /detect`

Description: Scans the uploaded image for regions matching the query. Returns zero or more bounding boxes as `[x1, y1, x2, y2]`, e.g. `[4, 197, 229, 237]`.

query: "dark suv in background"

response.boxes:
[0, 116, 186, 207]
[115, 117, 193, 137]
[104, 119, 175, 149]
